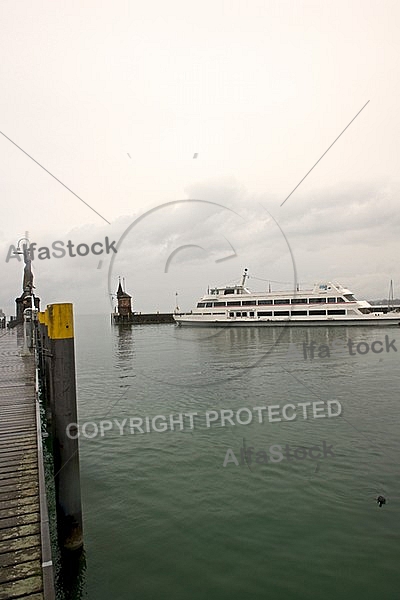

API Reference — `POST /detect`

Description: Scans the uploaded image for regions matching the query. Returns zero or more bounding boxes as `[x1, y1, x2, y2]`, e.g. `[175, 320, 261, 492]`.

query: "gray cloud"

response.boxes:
[1, 179, 399, 317]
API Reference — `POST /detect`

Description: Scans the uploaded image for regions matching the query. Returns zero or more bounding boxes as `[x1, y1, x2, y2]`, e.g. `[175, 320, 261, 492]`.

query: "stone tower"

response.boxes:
[116, 281, 132, 316]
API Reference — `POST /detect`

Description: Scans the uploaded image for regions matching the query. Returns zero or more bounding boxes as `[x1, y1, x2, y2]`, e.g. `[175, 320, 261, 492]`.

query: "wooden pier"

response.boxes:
[0, 328, 54, 600]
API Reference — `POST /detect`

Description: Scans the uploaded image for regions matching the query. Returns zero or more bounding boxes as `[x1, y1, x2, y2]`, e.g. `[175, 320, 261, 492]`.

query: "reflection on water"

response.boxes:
[58, 549, 87, 600]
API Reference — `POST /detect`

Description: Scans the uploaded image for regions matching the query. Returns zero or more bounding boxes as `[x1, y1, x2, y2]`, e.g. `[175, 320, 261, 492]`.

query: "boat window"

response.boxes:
[212, 312, 225, 315]
[242, 300, 256, 306]
[213, 302, 226, 307]
[337, 298, 345, 303]
[312, 298, 326, 304]
[229, 312, 234, 317]
[205, 302, 213, 308]
[249, 311, 254, 316]
[197, 303, 205, 308]
[291, 310, 307, 316]
[344, 294, 356, 301]
[274, 299, 290, 305]
[327, 297, 336, 303]
[274, 310, 290, 316]
[241, 312, 247, 317]
[235, 312, 242, 317]
[257, 311, 272, 316]
[309, 310, 326, 315]
[291, 298, 308, 304]
[258, 299, 273, 305]
[227, 301, 241, 306]
[327, 309, 346, 315]
[224, 289, 235, 295]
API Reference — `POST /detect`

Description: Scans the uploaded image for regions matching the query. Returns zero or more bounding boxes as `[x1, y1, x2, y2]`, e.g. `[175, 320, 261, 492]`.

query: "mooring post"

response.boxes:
[47, 303, 83, 551]
[37, 311, 46, 377]
[38, 310, 53, 426]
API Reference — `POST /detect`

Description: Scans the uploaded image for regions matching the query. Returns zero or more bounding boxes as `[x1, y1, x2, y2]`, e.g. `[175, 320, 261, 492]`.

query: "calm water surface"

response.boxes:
[69, 315, 400, 599]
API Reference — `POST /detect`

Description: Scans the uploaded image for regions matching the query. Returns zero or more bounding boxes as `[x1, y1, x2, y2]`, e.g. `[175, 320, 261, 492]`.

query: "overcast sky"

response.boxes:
[1, 0, 399, 316]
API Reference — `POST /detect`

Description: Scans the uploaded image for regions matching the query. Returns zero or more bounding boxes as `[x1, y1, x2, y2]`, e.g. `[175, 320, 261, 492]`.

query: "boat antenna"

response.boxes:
[268, 282, 271, 293]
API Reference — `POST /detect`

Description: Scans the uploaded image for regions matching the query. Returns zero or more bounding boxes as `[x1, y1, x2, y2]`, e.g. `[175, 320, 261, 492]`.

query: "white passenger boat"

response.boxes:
[174, 270, 400, 327]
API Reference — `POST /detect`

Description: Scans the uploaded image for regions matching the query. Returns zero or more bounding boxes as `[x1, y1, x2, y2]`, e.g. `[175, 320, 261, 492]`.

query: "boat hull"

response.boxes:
[174, 316, 400, 327]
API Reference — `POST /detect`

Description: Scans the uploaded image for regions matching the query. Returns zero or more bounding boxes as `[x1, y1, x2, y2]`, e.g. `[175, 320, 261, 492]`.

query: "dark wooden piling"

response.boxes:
[37, 312, 53, 430]
[45, 304, 83, 551]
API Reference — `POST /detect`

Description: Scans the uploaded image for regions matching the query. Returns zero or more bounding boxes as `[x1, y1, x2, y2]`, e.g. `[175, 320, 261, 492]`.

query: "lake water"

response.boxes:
[63, 315, 400, 599]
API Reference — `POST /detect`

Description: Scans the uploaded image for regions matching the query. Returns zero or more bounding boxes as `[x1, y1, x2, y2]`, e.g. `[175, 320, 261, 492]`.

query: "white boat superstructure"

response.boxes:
[174, 269, 400, 327]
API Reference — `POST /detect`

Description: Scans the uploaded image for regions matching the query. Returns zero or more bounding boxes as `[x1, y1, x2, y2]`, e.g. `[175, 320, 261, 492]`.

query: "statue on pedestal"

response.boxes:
[22, 244, 34, 294]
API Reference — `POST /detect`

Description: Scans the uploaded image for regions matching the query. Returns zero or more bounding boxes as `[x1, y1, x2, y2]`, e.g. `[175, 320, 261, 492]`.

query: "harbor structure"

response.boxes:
[0, 237, 84, 598]
[0, 328, 55, 599]
[0, 241, 55, 598]
[112, 279, 175, 324]
[116, 280, 133, 317]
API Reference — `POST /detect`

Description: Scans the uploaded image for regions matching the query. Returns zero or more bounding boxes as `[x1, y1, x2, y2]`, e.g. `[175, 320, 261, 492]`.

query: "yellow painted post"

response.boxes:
[47, 303, 83, 551]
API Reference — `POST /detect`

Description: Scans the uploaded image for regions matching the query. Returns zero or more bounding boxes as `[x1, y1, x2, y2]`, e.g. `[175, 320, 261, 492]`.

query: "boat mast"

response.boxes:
[388, 279, 394, 311]
[240, 268, 248, 287]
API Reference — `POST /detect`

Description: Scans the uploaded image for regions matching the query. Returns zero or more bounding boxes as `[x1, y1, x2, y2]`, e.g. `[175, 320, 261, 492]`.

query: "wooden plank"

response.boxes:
[0, 504, 40, 521]
[0, 438, 36, 446]
[12, 595, 43, 600]
[0, 545, 41, 567]
[0, 452, 37, 465]
[0, 437, 37, 445]
[0, 463, 37, 476]
[0, 422, 36, 431]
[0, 468, 38, 480]
[0, 487, 39, 503]
[0, 532, 41, 554]
[0, 478, 39, 493]
[0, 522, 40, 541]
[11, 595, 43, 600]
[0, 497, 39, 513]
[0, 455, 37, 466]
[0, 433, 37, 441]
[0, 451, 37, 462]
[0, 574, 43, 599]
[0, 472, 40, 486]
[0, 511, 40, 529]
[0, 446, 37, 454]
[0, 559, 42, 583]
